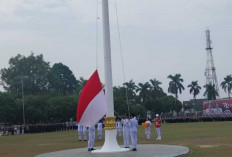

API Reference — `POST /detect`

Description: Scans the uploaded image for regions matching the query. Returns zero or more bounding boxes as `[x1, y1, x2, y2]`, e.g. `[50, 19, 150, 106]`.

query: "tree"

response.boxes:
[123, 79, 137, 104]
[0, 53, 50, 96]
[130, 104, 147, 118]
[204, 83, 219, 100]
[0, 92, 18, 124]
[48, 95, 77, 122]
[167, 74, 185, 100]
[114, 96, 128, 116]
[144, 99, 162, 115]
[76, 77, 87, 95]
[187, 81, 201, 114]
[188, 81, 201, 100]
[23, 95, 51, 123]
[220, 75, 232, 99]
[150, 78, 166, 100]
[136, 82, 151, 103]
[160, 95, 182, 114]
[48, 63, 77, 96]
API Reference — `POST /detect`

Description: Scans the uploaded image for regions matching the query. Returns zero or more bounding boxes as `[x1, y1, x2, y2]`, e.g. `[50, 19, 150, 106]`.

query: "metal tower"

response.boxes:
[204, 29, 220, 97]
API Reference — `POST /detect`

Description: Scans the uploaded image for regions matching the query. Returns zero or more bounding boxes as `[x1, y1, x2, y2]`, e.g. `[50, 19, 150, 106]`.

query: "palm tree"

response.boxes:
[167, 74, 185, 100]
[123, 79, 137, 103]
[187, 81, 201, 114]
[150, 78, 164, 100]
[188, 81, 201, 99]
[204, 83, 219, 100]
[136, 82, 151, 103]
[220, 75, 232, 99]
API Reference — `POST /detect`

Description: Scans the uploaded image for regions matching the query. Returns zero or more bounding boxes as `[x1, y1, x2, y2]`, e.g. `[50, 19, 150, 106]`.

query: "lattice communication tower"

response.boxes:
[204, 29, 220, 97]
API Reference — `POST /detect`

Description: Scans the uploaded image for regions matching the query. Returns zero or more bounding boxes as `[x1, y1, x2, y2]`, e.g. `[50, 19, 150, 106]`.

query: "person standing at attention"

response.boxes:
[116, 118, 123, 136]
[88, 125, 96, 151]
[77, 123, 83, 141]
[122, 114, 130, 148]
[130, 114, 138, 151]
[83, 125, 88, 141]
[145, 117, 152, 140]
[155, 114, 162, 140]
[97, 120, 103, 140]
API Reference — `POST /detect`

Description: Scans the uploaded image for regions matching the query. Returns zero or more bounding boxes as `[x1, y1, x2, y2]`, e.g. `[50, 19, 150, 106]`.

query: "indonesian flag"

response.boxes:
[76, 70, 107, 128]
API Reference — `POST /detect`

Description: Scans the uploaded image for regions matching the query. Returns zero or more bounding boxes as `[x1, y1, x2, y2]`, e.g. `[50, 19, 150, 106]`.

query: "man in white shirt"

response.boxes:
[122, 114, 130, 148]
[77, 123, 83, 141]
[145, 118, 152, 140]
[130, 114, 138, 151]
[88, 125, 96, 151]
[83, 126, 87, 141]
[97, 120, 103, 140]
[116, 118, 123, 136]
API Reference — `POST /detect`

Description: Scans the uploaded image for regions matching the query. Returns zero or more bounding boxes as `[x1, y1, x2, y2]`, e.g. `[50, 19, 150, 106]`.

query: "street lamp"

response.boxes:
[18, 76, 27, 125]
[21, 79, 25, 125]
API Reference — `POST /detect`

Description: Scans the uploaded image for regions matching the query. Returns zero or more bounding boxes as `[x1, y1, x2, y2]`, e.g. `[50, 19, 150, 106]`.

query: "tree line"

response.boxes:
[0, 53, 232, 124]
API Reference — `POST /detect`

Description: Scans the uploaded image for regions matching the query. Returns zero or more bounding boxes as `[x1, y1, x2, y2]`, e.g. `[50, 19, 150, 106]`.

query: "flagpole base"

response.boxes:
[92, 129, 129, 153]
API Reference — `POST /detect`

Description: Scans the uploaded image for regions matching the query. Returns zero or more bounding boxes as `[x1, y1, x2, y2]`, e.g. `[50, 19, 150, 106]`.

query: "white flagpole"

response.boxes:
[92, 0, 129, 153]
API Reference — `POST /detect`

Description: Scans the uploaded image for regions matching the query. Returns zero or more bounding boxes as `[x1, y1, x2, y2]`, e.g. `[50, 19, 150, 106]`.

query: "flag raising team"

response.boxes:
[76, 113, 162, 152]
[76, 70, 162, 152]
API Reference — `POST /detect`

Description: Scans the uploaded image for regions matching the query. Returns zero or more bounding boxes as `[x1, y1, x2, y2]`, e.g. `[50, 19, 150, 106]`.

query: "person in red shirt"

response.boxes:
[154, 114, 162, 140]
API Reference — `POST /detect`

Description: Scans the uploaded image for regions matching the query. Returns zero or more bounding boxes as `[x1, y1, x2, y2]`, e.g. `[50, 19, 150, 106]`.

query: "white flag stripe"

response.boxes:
[79, 90, 107, 127]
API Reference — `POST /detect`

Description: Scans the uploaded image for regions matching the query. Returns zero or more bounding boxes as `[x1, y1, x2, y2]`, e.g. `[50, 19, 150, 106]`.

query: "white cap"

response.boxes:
[156, 114, 159, 117]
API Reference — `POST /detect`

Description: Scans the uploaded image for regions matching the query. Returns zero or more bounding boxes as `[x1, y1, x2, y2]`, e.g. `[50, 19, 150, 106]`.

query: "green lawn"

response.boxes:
[1, 121, 232, 157]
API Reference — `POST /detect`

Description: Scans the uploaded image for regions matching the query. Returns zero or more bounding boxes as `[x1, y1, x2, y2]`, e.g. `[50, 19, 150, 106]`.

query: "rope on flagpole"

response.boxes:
[114, 0, 131, 118]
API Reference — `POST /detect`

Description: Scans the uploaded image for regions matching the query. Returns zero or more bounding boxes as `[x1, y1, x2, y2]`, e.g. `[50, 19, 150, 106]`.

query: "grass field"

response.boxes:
[1, 121, 232, 157]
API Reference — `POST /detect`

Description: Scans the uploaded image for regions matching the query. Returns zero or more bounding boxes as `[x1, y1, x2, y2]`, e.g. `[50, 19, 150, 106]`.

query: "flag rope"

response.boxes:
[114, 0, 131, 117]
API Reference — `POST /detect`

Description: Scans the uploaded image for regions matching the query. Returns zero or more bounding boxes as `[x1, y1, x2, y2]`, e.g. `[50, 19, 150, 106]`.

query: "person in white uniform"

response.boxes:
[122, 114, 130, 148]
[83, 126, 88, 141]
[145, 118, 152, 140]
[116, 118, 123, 136]
[97, 120, 103, 140]
[88, 125, 96, 151]
[130, 114, 138, 151]
[77, 123, 83, 141]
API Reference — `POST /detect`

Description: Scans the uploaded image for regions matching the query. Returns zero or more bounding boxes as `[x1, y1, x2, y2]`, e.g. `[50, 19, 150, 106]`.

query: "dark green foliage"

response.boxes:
[48, 95, 77, 122]
[167, 74, 185, 99]
[160, 95, 182, 113]
[114, 96, 128, 116]
[130, 104, 147, 117]
[48, 63, 78, 96]
[220, 75, 232, 99]
[0, 92, 18, 124]
[0, 53, 188, 124]
[0, 53, 50, 96]
[204, 83, 219, 100]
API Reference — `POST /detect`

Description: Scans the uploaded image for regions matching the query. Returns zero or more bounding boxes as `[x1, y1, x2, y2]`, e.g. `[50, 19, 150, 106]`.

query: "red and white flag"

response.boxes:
[76, 70, 107, 128]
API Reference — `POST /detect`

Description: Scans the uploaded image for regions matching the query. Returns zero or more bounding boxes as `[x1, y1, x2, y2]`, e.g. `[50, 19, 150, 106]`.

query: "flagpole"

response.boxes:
[92, 0, 129, 153]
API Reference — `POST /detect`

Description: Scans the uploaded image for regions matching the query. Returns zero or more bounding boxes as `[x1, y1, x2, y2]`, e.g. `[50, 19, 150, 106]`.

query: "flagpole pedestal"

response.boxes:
[92, 117, 129, 153]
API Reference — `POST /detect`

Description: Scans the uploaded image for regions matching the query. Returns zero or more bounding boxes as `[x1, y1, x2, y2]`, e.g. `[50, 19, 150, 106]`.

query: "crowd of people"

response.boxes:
[0, 121, 77, 136]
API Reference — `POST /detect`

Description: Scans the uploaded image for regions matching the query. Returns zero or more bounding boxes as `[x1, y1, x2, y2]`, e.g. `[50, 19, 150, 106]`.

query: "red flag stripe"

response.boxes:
[76, 70, 102, 122]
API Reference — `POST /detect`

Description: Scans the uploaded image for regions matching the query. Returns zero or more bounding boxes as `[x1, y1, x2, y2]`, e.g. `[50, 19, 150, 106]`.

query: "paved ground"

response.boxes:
[35, 144, 189, 157]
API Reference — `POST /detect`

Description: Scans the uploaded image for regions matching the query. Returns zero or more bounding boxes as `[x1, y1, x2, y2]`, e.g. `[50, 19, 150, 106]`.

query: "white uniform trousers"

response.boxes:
[156, 127, 161, 139]
[97, 130, 102, 140]
[130, 131, 137, 149]
[88, 128, 95, 149]
[145, 127, 151, 139]
[118, 128, 122, 136]
[123, 131, 130, 148]
[78, 130, 82, 140]
[83, 130, 87, 141]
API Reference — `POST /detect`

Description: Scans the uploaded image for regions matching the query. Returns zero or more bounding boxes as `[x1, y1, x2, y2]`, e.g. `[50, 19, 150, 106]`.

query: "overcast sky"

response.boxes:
[0, 0, 232, 101]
